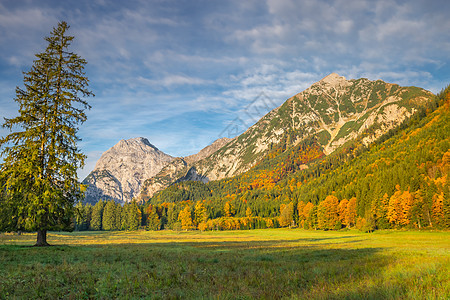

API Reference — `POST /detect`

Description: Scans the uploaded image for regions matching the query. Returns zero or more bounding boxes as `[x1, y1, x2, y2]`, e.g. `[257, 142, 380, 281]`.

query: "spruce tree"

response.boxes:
[0, 22, 93, 245]
[90, 200, 104, 231]
[102, 200, 117, 231]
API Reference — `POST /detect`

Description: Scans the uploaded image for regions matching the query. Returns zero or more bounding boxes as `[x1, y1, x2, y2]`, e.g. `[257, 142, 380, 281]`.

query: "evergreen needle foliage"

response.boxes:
[0, 21, 93, 246]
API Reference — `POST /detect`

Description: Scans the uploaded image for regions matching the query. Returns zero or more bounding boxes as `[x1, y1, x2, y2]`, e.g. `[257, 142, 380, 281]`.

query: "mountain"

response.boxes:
[149, 88, 448, 230]
[82, 137, 174, 204]
[138, 74, 435, 204]
[192, 73, 434, 180]
[137, 137, 231, 201]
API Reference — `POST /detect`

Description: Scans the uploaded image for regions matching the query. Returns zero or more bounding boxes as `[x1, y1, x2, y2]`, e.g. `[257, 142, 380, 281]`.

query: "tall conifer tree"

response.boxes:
[0, 22, 93, 246]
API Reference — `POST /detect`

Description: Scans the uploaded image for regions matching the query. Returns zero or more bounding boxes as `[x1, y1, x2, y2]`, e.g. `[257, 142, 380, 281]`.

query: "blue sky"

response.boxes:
[0, 0, 449, 179]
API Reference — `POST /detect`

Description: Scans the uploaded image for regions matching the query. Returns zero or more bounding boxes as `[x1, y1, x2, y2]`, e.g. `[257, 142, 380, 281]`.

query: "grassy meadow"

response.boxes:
[0, 229, 449, 299]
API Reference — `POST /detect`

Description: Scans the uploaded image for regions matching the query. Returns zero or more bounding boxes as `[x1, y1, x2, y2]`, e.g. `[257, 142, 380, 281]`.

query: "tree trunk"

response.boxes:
[35, 230, 50, 247]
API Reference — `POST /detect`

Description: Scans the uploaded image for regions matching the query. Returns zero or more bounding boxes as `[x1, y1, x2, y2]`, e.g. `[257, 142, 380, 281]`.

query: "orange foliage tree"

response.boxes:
[338, 199, 349, 226]
[317, 195, 340, 230]
[388, 186, 414, 227]
[345, 197, 357, 228]
[246, 207, 253, 218]
[302, 202, 315, 229]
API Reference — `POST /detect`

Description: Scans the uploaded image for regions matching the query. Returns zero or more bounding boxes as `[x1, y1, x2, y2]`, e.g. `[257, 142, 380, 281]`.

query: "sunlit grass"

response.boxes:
[0, 229, 449, 299]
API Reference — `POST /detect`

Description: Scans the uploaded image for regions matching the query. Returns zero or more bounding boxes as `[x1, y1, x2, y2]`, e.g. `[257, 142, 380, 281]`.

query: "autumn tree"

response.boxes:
[146, 206, 161, 231]
[194, 201, 208, 227]
[387, 187, 402, 226]
[317, 195, 340, 230]
[245, 206, 253, 218]
[178, 205, 194, 230]
[279, 202, 294, 227]
[345, 197, 357, 228]
[388, 186, 414, 227]
[338, 199, 349, 226]
[223, 201, 235, 217]
[0, 22, 93, 245]
[297, 201, 306, 225]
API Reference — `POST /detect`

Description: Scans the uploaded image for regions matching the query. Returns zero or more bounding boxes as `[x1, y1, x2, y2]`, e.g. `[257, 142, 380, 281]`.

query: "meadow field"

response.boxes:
[0, 229, 449, 299]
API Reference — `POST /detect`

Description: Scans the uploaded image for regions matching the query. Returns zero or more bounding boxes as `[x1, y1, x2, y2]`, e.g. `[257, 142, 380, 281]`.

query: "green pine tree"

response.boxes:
[0, 21, 93, 246]
[102, 200, 117, 231]
[146, 208, 161, 231]
[74, 201, 91, 231]
[90, 200, 105, 231]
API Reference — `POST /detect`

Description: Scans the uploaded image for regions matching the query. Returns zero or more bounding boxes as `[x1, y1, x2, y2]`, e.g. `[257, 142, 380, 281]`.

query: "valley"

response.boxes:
[1, 229, 448, 299]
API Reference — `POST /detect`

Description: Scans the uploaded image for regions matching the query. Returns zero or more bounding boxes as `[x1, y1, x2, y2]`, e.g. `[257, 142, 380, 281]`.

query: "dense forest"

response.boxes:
[74, 86, 449, 232]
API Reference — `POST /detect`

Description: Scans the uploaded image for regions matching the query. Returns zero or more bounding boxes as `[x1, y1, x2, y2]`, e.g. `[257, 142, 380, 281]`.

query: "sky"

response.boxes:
[0, 0, 449, 179]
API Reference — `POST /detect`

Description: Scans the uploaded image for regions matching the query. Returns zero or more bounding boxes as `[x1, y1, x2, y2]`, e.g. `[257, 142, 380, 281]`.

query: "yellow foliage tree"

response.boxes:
[297, 201, 306, 228]
[388, 186, 414, 227]
[302, 202, 314, 229]
[345, 197, 357, 228]
[194, 201, 208, 227]
[178, 206, 193, 230]
[223, 201, 235, 217]
[388, 186, 402, 226]
[279, 202, 294, 227]
[317, 195, 340, 230]
[245, 207, 253, 218]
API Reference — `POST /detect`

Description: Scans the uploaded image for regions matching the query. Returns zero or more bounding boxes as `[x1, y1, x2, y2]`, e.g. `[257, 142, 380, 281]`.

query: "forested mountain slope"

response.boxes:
[193, 74, 434, 181]
[138, 74, 435, 203]
[147, 87, 448, 230]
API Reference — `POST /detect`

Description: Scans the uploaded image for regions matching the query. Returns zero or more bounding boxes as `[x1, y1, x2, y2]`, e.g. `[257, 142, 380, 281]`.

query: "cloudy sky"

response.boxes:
[0, 0, 449, 179]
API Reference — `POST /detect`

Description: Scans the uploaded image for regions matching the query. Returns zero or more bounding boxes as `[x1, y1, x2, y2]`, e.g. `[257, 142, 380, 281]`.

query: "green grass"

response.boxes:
[1, 229, 449, 299]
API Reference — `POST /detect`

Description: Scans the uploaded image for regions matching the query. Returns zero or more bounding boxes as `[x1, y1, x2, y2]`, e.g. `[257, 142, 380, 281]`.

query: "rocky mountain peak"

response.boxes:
[319, 73, 346, 84]
[115, 137, 157, 150]
[311, 73, 352, 92]
[83, 137, 174, 204]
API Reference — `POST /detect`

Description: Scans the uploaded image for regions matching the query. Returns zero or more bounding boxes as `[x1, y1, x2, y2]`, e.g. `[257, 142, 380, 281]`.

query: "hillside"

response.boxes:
[192, 74, 434, 181]
[139, 74, 435, 203]
[147, 87, 448, 230]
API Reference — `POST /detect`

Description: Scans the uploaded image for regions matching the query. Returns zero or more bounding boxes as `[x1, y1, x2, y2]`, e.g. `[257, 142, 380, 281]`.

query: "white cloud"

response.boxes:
[1, 0, 449, 177]
[138, 74, 211, 87]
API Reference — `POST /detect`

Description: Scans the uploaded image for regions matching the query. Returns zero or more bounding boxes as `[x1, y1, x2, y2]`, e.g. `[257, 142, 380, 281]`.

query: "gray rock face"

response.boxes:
[83, 137, 174, 204]
[137, 138, 232, 202]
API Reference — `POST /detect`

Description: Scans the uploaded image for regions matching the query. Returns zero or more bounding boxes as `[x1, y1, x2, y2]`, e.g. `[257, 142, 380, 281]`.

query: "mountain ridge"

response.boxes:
[190, 74, 433, 181]
[84, 74, 435, 205]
